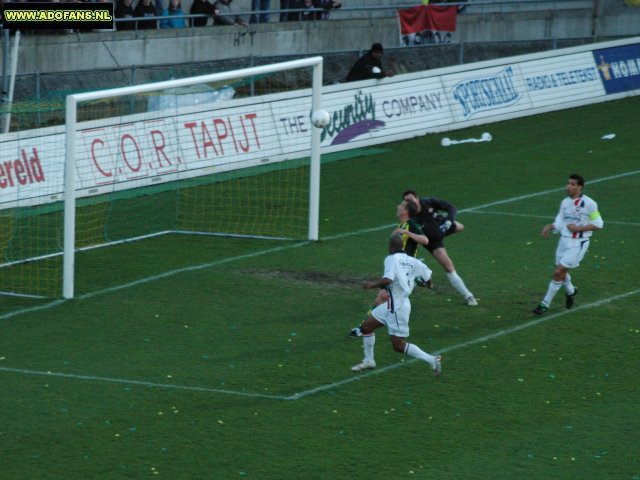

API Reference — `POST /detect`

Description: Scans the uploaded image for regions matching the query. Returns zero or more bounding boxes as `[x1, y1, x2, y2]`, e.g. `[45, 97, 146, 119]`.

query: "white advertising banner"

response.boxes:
[0, 38, 638, 210]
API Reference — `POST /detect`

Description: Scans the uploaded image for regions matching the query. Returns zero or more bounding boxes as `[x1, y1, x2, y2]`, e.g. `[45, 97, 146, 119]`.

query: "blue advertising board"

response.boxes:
[593, 43, 640, 94]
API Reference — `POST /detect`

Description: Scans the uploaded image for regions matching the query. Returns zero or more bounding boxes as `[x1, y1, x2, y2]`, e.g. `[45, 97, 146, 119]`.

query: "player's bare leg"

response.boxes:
[350, 289, 389, 339]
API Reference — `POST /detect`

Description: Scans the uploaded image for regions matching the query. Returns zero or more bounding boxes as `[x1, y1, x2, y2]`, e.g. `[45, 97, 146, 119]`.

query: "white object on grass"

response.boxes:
[601, 133, 616, 140]
[441, 132, 492, 147]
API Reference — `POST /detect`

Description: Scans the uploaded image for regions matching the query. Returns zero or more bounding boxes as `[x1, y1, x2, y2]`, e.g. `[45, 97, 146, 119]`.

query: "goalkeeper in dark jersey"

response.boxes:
[402, 190, 478, 306]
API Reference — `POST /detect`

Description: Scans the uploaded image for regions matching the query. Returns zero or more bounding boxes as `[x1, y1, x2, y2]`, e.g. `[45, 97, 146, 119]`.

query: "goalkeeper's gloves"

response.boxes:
[438, 220, 452, 235]
[415, 276, 433, 289]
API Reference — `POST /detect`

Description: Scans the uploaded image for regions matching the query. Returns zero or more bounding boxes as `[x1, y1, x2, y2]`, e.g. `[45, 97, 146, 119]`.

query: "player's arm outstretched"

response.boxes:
[413, 258, 433, 289]
[392, 227, 429, 246]
[363, 277, 392, 290]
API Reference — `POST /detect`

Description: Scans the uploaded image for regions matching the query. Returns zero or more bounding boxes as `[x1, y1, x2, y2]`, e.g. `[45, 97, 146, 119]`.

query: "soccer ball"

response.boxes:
[372, 66, 382, 74]
[311, 109, 331, 129]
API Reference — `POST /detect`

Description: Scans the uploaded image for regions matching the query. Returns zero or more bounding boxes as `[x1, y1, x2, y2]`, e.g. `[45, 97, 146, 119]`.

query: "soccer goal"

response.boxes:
[0, 57, 324, 299]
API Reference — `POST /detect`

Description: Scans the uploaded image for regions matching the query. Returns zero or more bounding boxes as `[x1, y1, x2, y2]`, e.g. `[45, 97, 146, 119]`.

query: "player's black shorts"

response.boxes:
[424, 221, 457, 253]
[425, 236, 444, 253]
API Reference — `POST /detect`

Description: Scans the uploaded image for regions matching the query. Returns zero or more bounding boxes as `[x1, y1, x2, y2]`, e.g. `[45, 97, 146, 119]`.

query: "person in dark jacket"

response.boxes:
[345, 43, 394, 82]
[190, 0, 218, 26]
[115, 0, 135, 30]
[134, 0, 158, 29]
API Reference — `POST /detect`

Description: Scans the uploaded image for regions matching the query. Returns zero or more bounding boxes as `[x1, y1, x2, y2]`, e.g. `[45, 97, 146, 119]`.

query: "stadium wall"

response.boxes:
[6, 0, 640, 75]
[1, 37, 638, 209]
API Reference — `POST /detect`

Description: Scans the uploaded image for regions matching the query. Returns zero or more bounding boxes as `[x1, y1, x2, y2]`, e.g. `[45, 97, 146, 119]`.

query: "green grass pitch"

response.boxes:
[0, 96, 639, 479]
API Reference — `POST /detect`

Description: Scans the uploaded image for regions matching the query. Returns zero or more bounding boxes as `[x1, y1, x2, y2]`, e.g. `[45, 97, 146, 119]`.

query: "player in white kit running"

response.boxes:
[532, 174, 604, 315]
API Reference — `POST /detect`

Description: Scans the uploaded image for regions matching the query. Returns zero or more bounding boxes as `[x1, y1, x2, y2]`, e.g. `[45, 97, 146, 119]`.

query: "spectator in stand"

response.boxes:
[115, 0, 135, 30]
[154, 0, 164, 16]
[250, 0, 271, 23]
[213, 0, 248, 26]
[302, 0, 341, 20]
[161, 0, 186, 27]
[134, 0, 158, 29]
[280, 0, 303, 21]
[345, 43, 395, 82]
[190, 0, 218, 26]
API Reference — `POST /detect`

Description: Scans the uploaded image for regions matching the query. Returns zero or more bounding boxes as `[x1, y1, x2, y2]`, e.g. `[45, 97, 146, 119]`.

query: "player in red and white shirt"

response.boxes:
[533, 174, 604, 314]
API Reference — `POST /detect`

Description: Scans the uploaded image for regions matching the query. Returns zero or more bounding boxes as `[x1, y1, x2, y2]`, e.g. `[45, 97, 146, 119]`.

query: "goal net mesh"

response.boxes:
[0, 62, 318, 298]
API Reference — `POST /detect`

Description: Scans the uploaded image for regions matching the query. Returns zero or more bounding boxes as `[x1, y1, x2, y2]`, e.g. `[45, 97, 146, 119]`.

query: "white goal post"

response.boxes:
[64, 57, 324, 299]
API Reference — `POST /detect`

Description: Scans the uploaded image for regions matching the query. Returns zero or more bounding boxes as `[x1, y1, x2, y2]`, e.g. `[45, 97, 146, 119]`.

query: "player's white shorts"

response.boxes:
[556, 236, 590, 269]
[371, 300, 411, 337]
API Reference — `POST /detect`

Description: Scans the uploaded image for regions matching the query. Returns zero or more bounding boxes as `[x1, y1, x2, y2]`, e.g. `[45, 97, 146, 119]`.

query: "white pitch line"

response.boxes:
[466, 210, 640, 227]
[1, 169, 639, 398]
[3, 288, 637, 400]
[464, 169, 640, 212]
[0, 168, 637, 317]
[75, 222, 412, 301]
[77, 241, 312, 301]
[0, 299, 66, 321]
[286, 288, 640, 400]
[0, 366, 290, 400]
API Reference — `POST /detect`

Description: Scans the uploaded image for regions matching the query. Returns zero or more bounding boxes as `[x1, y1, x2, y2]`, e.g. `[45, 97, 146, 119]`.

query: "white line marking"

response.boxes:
[0, 299, 66, 321]
[466, 210, 640, 227]
[77, 241, 311, 301]
[0, 366, 290, 400]
[0, 168, 636, 316]
[464, 169, 640, 212]
[3, 289, 635, 400]
[287, 288, 640, 400]
[1, 169, 639, 399]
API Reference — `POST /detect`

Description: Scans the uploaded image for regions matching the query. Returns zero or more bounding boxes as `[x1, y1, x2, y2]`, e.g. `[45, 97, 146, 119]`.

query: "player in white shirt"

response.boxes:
[349, 234, 442, 376]
[533, 174, 604, 314]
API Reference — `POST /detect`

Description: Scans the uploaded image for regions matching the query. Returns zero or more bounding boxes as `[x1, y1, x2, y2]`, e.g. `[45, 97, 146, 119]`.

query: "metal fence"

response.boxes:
[108, 0, 594, 31]
[3, 36, 600, 131]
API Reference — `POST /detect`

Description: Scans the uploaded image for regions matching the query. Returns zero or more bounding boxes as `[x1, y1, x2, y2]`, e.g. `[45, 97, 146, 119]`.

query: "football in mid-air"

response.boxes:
[311, 109, 331, 129]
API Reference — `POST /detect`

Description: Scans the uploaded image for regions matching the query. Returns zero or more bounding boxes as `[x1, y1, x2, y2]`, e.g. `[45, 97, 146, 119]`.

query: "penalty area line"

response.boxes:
[1, 168, 638, 322]
[0, 366, 290, 401]
[0, 290, 637, 400]
[465, 209, 640, 227]
[285, 288, 640, 400]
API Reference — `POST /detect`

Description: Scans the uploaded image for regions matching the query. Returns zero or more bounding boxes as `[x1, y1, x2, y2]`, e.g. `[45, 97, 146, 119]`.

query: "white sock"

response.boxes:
[563, 273, 576, 295]
[447, 271, 473, 299]
[404, 343, 436, 369]
[363, 334, 375, 363]
[542, 280, 563, 307]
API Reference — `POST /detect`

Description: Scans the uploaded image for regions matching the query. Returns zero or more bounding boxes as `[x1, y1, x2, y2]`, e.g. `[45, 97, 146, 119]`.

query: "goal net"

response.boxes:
[0, 57, 324, 299]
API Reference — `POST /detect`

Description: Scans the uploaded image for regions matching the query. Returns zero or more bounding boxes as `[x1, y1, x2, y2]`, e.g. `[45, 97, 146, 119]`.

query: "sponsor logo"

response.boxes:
[0, 148, 46, 191]
[452, 66, 520, 119]
[594, 44, 640, 94]
[322, 91, 384, 146]
[381, 92, 443, 118]
[525, 67, 598, 91]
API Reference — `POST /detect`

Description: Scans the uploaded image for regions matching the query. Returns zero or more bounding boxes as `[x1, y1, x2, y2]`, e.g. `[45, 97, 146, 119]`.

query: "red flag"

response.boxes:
[398, 5, 457, 34]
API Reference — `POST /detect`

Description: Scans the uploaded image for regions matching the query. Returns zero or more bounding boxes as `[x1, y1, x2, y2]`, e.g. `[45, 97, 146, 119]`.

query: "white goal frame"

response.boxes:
[64, 57, 324, 299]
